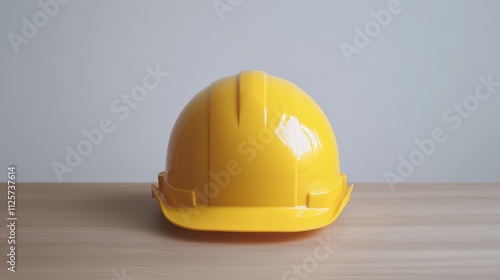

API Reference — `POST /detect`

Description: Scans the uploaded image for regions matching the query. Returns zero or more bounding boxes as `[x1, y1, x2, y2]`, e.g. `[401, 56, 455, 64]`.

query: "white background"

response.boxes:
[1, 0, 499, 183]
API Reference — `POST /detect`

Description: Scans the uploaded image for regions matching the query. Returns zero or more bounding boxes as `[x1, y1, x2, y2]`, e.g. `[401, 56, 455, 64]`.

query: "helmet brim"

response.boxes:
[151, 184, 353, 232]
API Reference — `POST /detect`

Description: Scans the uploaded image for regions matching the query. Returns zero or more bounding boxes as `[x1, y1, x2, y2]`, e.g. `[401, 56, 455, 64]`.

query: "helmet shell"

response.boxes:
[152, 70, 353, 232]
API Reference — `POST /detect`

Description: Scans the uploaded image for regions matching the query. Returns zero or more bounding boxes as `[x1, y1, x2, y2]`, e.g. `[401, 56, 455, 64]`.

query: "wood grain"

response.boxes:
[0, 183, 499, 280]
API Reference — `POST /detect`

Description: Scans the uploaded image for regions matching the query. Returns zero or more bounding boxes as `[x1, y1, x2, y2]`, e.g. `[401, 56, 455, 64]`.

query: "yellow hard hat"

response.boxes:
[151, 70, 353, 232]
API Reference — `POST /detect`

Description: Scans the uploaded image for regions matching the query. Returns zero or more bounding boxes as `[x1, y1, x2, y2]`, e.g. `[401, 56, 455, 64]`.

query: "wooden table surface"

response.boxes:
[0, 183, 499, 280]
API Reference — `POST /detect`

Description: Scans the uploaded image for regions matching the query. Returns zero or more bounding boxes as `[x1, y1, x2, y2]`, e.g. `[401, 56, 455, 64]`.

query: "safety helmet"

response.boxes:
[151, 70, 353, 232]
